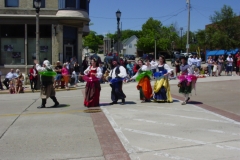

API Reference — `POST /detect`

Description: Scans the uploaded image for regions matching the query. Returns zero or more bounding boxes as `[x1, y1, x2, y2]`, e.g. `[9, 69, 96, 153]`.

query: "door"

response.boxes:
[64, 45, 74, 62]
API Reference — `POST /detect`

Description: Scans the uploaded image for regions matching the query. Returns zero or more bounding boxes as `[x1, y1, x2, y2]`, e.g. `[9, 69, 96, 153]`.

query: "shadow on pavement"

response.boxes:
[47, 104, 70, 108]
[188, 101, 203, 105]
[100, 101, 137, 106]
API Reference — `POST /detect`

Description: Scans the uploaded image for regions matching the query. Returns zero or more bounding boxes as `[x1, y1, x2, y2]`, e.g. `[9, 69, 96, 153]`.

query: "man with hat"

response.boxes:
[108, 57, 127, 105]
[34, 60, 59, 108]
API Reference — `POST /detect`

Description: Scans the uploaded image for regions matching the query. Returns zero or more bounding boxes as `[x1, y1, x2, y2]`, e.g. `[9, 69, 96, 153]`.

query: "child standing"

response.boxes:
[212, 61, 218, 77]
[9, 80, 15, 94]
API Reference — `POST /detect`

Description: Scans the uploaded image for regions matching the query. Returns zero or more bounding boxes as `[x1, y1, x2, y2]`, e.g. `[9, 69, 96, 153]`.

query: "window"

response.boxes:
[129, 44, 132, 48]
[80, 0, 87, 10]
[33, 0, 45, 8]
[5, 0, 19, 7]
[66, 0, 76, 8]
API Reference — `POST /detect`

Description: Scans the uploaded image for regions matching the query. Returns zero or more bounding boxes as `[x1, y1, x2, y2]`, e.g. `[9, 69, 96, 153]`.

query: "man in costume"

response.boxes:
[34, 60, 59, 108]
[108, 57, 127, 105]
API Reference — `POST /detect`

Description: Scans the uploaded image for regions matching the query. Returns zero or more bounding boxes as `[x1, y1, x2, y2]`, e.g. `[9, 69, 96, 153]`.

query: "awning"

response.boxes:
[206, 50, 217, 56]
[215, 50, 225, 56]
[226, 49, 239, 55]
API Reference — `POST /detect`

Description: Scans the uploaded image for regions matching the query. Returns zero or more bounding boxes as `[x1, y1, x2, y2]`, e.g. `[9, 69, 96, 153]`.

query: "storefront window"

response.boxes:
[0, 25, 24, 65]
[27, 38, 52, 65]
[27, 25, 52, 65]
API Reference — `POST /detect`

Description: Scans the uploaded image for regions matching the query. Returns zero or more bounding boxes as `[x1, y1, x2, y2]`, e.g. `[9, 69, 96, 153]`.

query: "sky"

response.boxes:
[89, 0, 240, 36]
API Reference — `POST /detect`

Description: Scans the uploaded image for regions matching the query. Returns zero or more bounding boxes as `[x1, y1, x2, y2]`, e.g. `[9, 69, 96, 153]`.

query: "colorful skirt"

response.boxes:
[137, 76, 152, 100]
[152, 77, 173, 102]
[84, 81, 101, 107]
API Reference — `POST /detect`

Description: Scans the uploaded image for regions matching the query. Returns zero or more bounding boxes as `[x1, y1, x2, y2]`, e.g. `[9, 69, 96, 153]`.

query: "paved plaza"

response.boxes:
[0, 76, 240, 160]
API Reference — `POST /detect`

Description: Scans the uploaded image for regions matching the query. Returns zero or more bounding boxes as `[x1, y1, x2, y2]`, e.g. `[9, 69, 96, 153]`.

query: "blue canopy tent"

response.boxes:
[206, 50, 217, 56]
[215, 50, 226, 56]
[226, 49, 239, 55]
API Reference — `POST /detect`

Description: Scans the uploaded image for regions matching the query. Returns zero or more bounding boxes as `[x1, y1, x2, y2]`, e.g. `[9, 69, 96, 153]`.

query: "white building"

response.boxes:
[121, 35, 138, 56]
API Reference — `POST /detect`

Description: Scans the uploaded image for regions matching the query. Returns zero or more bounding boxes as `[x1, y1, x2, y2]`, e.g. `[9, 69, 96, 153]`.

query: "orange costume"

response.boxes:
[132, 65, 152, 102]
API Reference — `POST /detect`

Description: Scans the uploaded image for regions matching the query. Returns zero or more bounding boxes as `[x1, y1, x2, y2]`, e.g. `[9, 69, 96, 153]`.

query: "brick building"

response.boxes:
[0, 0, 90, 74]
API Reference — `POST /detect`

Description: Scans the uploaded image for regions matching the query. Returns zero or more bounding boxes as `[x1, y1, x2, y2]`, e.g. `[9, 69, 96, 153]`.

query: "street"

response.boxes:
[0, 76, 240, 160]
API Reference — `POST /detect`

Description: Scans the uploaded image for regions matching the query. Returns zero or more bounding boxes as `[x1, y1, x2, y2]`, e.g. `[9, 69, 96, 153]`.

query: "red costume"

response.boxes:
[83, 67, 101, 107]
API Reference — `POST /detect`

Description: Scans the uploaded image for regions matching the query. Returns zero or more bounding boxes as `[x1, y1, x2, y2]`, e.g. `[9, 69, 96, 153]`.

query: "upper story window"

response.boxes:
[66, 0, 76, 8]
[129, 44, 132, 48]
[5, 0, 19, 7]
[59, 0, 89, 11]
[33, 0, 46, 8]
[80, 0, 87, 10]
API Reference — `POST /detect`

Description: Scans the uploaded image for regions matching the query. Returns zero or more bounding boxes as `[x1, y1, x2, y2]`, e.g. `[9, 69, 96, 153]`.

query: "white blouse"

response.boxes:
[84, 66, 102, 79]
[132, 65, 151, 79]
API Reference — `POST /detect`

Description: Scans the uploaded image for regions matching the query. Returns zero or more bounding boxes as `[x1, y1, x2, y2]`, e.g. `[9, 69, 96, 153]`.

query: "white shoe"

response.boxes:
[181, 101, 186, 105]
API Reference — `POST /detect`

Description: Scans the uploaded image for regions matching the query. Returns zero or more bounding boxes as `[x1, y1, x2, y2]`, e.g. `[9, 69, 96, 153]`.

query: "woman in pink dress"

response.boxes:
[61, 63, 69, 90]
[83, 58, 102, 107]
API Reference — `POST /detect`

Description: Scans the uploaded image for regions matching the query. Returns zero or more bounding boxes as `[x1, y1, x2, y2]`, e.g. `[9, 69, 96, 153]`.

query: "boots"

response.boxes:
[37, 99, 46, 108]
[50, 96, 59, 107]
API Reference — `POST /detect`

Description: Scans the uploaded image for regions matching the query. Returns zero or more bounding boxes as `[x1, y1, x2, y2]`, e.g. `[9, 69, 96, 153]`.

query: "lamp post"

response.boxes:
[34, 0, 41, 90]
[34, 0, 41, 61]
[180, 27, 183, 51]
[116, 9, 121, 61]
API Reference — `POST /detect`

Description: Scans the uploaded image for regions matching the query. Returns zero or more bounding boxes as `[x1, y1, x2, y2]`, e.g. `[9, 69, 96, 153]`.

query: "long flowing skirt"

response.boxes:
[152, 78, 173, 102]
[178, 80, 192, 94]
[84, 81, 101, 107]
[137, 76, 152, 100]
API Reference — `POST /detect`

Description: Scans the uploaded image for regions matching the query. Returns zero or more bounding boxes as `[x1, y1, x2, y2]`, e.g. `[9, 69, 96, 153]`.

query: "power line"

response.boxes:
[192, 7, 209, 19]
[89, 7, 187, 20]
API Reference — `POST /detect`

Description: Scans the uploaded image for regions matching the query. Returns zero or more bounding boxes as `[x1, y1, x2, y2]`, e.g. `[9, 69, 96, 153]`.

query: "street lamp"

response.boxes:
[34, 0, 41, 61]
[34, 0, 41, 90]
[116, 9, 121, 61]
[180, 27, 183, 51]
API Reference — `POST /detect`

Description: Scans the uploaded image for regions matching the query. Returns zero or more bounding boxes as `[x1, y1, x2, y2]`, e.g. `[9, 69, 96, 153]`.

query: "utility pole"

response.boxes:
[186, 0, 190, 54]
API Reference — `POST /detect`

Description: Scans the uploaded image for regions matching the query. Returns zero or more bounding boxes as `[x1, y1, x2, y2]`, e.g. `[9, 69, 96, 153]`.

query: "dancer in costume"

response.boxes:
[152, 56, 173, 102]
[109, 57, 127, 105]
[177, 56, 197, 105]
[130, 59, 152, 103]
[34, 60, 59, 108]
[83, 58, 102, 107]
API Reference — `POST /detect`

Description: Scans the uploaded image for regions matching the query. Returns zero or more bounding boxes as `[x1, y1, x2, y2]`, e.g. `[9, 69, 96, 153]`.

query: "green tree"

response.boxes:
[136, 17, 162, 53]
[209, 5, 240, 49]
[83, 31, 103, 52]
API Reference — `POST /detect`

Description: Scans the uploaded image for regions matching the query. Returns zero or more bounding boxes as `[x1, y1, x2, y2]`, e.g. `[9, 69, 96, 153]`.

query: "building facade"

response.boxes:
[122, 35, 138, 56]
[0, 0, 90, 74]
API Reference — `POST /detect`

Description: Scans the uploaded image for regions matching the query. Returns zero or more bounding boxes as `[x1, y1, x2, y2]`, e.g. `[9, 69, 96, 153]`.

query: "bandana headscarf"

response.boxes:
[43, 60, 52, 70]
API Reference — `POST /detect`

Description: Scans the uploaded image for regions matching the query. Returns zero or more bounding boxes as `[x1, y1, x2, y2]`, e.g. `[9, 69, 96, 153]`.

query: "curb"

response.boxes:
[0, 87, 85, 94]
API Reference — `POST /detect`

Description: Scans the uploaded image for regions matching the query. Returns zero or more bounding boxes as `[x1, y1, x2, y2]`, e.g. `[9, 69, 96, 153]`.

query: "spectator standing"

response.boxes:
[217, 55, 224, 76]
[62, 63, 69, 90]
[73, 62, 80, 87]
[175, 58, 180, 76]
[29, 65, 38, 92]
[207, 56, 213, 76]
[126, 61, 134, 78]
[54, 61, 62, 88]
[150, 59, 158, 78]
[235, 52, 240, 76]
[82, 57, 89, 73]
[0, 70, 3, 90]
[3, 69, 17, 89]
[226, 54, 233, 76]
